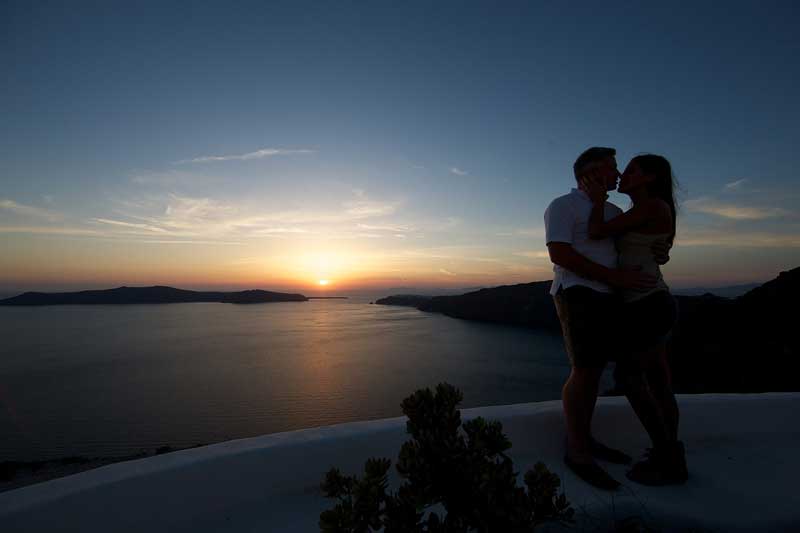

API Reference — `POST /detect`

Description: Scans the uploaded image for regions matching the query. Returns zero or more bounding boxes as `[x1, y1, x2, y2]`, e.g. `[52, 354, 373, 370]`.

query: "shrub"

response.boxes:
[320, 383, 573, 532]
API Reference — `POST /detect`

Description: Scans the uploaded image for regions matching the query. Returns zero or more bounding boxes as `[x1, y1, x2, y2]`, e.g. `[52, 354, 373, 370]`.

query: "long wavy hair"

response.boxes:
[631, 154, 678, 244]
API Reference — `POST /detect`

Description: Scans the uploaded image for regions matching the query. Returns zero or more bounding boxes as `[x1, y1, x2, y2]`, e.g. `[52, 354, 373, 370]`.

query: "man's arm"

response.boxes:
[547, 242, 657, 290]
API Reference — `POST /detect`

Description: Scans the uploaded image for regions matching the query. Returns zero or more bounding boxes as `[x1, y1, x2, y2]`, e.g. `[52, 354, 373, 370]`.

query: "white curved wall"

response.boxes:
[2, 393, 799, 532]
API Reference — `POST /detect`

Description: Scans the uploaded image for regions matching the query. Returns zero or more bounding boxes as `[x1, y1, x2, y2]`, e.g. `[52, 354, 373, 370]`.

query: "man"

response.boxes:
[544, 147, 665, 490]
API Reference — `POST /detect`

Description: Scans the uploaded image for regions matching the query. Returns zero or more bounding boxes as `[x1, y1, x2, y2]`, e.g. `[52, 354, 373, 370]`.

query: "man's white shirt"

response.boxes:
[544, 188, 622, 295]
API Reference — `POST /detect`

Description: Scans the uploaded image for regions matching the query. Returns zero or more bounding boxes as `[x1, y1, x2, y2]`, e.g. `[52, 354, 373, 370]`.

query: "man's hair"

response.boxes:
[573, 147, 616, 178]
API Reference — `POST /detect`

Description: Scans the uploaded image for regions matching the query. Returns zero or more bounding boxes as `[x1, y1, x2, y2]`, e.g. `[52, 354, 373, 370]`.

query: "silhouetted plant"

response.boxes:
[320, 383, 573, 532]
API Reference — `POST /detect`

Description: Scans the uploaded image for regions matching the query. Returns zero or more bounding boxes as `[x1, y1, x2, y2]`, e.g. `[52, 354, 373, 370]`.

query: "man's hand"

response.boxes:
[579, 173, 608, 205]
[608, 266, 658, 290]
[651, 239, 671, 265]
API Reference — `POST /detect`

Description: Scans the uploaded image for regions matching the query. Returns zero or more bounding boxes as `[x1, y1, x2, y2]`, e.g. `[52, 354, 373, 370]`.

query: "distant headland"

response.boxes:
[0, 286, 314, 306]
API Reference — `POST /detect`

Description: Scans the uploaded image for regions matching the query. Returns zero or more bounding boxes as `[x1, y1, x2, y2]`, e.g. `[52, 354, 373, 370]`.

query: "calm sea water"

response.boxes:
[0, 300, 607, 462]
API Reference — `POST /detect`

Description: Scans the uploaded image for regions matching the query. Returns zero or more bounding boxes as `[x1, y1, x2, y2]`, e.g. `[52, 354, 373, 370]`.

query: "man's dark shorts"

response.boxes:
[552, 285, 620, 368]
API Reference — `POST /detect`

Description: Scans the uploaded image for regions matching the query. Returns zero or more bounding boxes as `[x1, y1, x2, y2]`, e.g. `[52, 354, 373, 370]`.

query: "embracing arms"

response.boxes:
[580, 178, 672, 265]
[546, 242, 657, 290]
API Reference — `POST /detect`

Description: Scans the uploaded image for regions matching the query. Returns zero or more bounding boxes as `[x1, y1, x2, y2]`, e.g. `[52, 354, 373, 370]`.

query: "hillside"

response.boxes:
[378, 267, 800, 393]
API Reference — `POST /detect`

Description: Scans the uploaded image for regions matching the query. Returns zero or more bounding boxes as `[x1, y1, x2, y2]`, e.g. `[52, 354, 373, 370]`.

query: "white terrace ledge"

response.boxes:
[1, 393, 798, 532]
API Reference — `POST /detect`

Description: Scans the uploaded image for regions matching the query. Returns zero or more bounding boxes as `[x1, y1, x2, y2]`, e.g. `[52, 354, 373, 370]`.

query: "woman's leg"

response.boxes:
[615, 347, 670, 449]
[646, 344, 679, 443]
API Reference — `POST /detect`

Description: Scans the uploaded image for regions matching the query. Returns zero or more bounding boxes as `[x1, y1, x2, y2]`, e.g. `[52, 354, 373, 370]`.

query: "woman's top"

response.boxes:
[616, 232, 671, 303]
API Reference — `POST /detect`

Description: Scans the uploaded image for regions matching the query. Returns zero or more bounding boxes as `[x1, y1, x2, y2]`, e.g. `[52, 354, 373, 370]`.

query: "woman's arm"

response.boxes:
[582, 178, 648, 239]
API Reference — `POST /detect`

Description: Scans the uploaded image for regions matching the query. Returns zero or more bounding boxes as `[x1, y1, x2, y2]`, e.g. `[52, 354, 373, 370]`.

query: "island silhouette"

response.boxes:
[0, 286, 313, 305]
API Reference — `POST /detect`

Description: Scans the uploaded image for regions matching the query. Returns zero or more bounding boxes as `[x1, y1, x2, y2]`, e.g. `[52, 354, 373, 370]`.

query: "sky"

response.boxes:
[2, 1, 799, 294]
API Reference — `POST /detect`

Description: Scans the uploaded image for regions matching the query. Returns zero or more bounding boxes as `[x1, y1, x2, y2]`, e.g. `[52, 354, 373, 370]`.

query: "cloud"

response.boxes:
[91, 218, 169, 233]
[496, 226, 545, 238]
[685, 198, 791, 220]
[724, 178, 749, 191]
[95, 189, 403, 243]
[439, 268, 456, 276]
[513, 250, 551, 259]
[450, 167, 468, 176]
[138, 239, 244, 245]
[0, 199, 61, 221]
[342, 190, 399, 219]
[175, 148, 314, 164]
[677, 228, 800, 248]
[251, 227, 309, 235]
[356, 223, 412, 232]
[130, 170, 203, 186]
[0, 225, 102, 236]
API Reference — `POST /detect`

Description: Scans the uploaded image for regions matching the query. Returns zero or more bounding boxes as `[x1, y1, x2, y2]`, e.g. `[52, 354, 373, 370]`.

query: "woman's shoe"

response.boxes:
[626, 442, 688, 486]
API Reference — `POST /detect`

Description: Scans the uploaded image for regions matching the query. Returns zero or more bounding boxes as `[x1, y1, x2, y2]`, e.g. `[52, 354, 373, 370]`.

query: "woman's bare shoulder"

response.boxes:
[645, 197, 672, 215]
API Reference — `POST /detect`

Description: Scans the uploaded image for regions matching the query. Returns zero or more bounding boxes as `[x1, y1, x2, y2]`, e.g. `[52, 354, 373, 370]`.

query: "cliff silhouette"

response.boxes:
[0, 286, 308, 305]
[377, 266, 800, 393]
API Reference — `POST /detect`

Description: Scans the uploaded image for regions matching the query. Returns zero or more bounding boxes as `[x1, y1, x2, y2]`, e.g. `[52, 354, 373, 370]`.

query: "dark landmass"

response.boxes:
[376, 281, 560, 330]
[378, 267, 800, 394]
[0, 286, 308, 306]
[372, 294, 433, 307]
[672, 283, 761, 298]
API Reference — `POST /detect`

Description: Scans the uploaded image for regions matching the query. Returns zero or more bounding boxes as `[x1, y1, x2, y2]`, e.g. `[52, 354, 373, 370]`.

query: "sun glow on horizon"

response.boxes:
[318, 279, 330, 286]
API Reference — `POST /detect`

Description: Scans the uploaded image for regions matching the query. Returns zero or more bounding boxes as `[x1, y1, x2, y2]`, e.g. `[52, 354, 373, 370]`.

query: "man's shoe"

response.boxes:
[590, 438, 633, 465]
[626, 442, 688, 486]
[669, 441, 689, 482]
[564, 455, 621, 491]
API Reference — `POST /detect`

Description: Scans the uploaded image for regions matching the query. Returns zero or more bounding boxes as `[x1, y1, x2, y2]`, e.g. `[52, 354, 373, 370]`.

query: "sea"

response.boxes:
[0, 298, 611, 462]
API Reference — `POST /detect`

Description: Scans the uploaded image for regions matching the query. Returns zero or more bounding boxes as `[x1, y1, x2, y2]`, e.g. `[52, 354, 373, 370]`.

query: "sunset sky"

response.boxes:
[2, 1, 799, 294]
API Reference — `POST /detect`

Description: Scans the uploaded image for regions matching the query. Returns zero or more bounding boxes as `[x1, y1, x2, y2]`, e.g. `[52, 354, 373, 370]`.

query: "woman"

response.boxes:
[581, 154, 687, 486]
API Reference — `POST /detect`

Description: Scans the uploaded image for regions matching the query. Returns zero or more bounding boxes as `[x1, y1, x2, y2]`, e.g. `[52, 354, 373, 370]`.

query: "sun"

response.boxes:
[318, 279, 330, 286]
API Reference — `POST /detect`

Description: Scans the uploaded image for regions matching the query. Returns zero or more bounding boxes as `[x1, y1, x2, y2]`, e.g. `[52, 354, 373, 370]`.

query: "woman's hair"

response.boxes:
[631, 154, 678, 244]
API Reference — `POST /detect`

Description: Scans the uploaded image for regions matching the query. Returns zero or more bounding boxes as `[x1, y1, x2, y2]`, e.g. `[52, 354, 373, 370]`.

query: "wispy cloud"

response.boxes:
[450, 167, 468, 176]
[130, 170, 203, 186]
[138, 239, 244, 245]
[496, 226, 545, 238]
[685, 197, 791, 220]
[343, 198, 398, 218]
[677, 228, 800, 248]
[175, 148, 314, 164]
[91, 218, 170, 233]
[357, 223, 413, 232]
[95, 189, 403, 242]
[724, 178, 749, 191]
[513, 250, 551, 259]
[0, 225, 102, 236]
[439, 268, 456, 276]
[251, 227, 309, 235]
[0, 199, 61, 221]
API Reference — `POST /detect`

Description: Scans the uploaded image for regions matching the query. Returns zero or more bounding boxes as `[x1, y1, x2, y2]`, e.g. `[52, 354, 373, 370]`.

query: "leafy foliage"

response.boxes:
[320, 383, 574, 532]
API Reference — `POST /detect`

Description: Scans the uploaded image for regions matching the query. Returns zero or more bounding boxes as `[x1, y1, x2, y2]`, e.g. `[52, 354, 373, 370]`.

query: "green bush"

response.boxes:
[320, 383, 574, 532]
